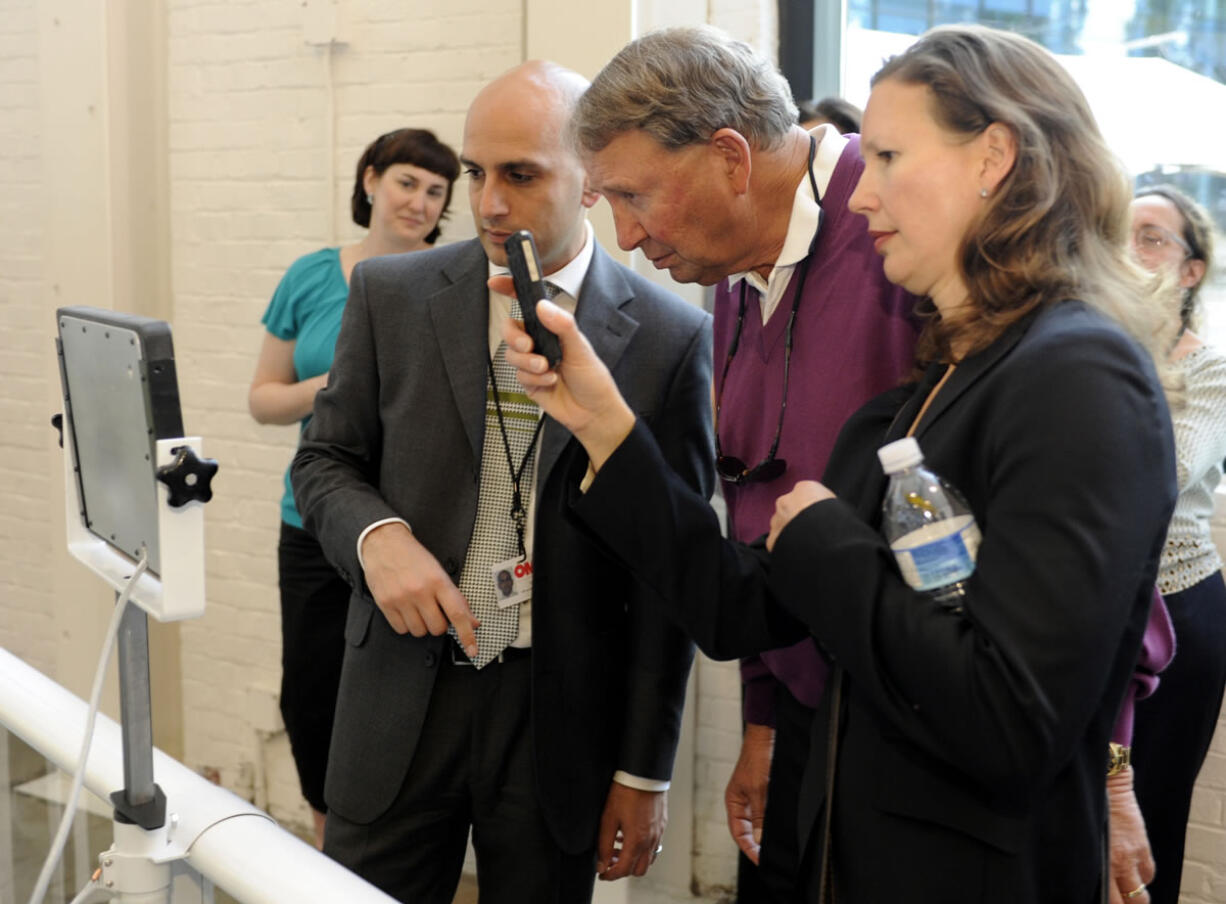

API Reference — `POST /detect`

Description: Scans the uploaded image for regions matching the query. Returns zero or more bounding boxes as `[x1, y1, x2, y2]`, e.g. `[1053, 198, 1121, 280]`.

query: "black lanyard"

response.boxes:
[486, 351, 544, 559]
[714, 135, 823, 477]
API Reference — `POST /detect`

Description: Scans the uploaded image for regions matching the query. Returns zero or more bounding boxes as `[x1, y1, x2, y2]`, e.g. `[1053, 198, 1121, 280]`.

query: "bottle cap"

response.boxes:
[878, 437, 923, 474]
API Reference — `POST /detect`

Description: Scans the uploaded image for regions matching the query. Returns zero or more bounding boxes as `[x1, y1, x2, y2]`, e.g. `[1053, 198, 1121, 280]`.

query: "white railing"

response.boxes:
[0, 646, 399, 904]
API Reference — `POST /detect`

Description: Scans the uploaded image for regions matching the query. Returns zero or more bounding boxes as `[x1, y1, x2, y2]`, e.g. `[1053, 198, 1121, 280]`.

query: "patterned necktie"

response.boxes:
[452, 293, 547, 667]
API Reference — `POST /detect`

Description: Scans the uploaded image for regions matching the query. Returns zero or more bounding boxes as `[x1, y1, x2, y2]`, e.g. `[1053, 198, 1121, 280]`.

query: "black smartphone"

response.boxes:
[504, 229, 563, 368]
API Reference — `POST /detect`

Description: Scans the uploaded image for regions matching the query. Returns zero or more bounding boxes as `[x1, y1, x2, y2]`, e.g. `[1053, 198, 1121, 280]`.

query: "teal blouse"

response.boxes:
[260, 247, 348, 528]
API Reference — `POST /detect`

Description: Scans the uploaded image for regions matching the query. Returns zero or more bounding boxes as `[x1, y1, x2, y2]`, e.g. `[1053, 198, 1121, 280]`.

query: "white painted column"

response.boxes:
[36, 0, 181, 757]
[38, 0, 125, 725]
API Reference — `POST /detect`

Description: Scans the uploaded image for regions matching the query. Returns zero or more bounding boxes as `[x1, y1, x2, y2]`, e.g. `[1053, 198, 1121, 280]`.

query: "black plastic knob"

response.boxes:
[156, 445, 219, 508]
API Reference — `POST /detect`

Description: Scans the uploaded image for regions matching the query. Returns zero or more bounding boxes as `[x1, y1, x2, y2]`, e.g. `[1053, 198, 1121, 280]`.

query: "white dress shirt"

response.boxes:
[725, 123, 848, 323]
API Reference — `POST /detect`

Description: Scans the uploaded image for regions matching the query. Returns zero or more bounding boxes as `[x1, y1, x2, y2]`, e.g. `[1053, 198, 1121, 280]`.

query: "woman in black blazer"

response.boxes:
[507, 25, 1176, 904]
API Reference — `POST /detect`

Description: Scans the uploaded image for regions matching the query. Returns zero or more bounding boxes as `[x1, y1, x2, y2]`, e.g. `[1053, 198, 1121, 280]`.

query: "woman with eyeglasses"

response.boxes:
[502, 25, 1179, 902]
[1126, 184, 1226, 904]
[248, 128, 459, 848]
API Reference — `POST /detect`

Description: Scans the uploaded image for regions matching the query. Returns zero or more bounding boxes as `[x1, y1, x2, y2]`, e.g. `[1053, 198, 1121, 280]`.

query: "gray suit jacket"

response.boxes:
[291, 237, 714, 849]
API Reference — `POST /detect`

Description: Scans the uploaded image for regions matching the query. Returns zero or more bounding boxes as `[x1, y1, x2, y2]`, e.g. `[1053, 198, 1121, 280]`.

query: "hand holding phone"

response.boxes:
[505, 230, 563, 368]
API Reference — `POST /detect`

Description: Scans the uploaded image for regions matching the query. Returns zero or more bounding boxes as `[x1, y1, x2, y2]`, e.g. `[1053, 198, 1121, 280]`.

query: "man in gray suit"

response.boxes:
[291, 61, 713, 903]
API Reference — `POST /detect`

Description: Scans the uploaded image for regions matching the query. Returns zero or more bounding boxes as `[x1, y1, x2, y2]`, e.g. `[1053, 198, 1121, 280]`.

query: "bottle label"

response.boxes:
[890, 515, 981, 592]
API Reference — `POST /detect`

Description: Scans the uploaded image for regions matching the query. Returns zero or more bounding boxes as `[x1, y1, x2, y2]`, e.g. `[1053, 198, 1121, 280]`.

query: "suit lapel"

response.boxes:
[883, 364, 945, 445]
[910, 313, 1033, 442]
[884, 309, 1038, 446]
[428, 241, 493, 463]
[537, 244, 639, 485]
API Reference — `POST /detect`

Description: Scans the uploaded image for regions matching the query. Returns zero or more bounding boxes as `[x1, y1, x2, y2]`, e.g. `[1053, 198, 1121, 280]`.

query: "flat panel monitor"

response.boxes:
[55, 307, 184, 576]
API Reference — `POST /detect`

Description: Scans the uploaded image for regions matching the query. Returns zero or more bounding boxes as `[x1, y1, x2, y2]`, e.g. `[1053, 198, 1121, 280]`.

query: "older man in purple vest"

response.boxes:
[574, 26, 916, 903]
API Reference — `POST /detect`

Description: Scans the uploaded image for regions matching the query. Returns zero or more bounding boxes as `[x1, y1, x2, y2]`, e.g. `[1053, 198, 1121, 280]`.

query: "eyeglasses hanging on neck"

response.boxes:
[714, 135, 821, 486]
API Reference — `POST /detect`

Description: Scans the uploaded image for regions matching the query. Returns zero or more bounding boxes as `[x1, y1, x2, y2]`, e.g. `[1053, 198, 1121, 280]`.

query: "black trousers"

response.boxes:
[1132, 571, 1226, 904]
[323, 650, 598, 904]
[736, 684, 815, 904]
[277, 521, 349, 813]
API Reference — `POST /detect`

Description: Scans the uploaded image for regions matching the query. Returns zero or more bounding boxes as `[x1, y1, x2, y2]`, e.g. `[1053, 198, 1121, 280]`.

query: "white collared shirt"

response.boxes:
[725, 123, 849, 324]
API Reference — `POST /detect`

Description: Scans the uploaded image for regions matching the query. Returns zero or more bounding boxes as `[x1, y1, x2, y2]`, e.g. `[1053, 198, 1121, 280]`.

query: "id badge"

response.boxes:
[491, 556, 532, 609]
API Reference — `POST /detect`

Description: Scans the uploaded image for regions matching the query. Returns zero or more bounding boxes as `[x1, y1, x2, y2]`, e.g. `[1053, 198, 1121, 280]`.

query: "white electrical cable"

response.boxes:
[26, 550, 150, 904]
[66, 878, 103, 904]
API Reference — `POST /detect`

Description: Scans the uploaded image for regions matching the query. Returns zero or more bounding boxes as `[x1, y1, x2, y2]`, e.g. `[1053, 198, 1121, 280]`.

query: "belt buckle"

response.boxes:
[450, 639, 476, 666]
[450, 640, 521, 665]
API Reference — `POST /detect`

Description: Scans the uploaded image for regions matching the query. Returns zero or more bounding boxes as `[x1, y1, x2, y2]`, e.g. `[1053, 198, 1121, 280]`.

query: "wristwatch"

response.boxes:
[1107, 742, 1131, 776]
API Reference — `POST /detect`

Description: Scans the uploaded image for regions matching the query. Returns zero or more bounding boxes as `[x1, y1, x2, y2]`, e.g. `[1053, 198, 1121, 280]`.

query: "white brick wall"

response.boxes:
[710, 0, 777, 57]
[163, 0, 520, 829]
[0, 0, 55, 676]
[691, 653, 741, 895]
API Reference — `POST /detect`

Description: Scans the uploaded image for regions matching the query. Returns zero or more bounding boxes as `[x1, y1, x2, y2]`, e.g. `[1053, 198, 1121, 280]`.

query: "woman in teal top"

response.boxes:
[249, 128, 459, 847]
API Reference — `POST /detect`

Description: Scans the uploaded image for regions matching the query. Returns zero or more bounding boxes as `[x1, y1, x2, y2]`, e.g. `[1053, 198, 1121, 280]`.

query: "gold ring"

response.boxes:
[1124, 884, 1146, 899]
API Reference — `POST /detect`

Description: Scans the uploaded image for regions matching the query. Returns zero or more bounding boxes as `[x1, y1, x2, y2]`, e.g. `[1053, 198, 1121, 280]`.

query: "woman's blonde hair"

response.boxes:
[874, 25, 1177, 382]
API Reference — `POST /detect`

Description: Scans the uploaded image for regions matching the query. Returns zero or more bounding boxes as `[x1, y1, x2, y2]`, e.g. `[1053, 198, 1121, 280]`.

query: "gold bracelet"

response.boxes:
[1107, 742, 1131, 777]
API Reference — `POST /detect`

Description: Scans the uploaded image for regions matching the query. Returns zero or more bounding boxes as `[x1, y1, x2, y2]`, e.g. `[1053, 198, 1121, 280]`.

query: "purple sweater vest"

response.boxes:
[714, 135, 920, 724]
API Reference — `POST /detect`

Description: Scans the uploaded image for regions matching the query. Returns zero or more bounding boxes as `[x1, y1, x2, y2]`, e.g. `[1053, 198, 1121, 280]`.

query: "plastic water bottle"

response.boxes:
[878, 437, 980, 608]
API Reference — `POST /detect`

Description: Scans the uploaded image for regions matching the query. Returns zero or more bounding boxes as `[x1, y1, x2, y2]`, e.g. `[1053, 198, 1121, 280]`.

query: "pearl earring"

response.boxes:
[366, 193, 374, 204]
[979, 188, 989, 199]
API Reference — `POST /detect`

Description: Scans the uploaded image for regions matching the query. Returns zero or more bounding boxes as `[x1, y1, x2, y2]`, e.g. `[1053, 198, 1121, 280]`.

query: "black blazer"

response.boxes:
[572, 300, 1175, 901]
[292, 239, 714, 850]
